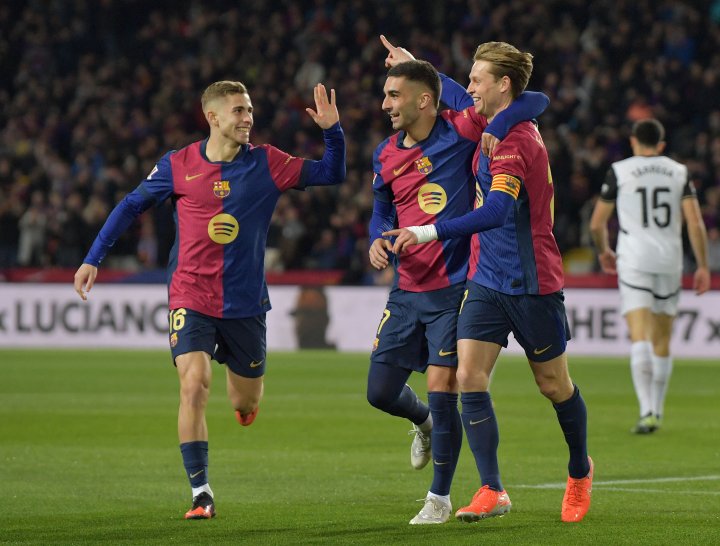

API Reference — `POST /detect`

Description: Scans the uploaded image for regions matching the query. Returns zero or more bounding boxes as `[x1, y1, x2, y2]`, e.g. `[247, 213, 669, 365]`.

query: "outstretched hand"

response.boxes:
[382, 228, 419, 254]
[305, 83, 339, 129]
[380, 35, 416, 68]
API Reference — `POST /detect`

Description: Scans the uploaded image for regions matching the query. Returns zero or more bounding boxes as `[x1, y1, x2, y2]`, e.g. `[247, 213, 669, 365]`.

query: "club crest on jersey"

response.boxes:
[208, 213, 239, 244]
[417, 183, 447, 214]
[415, 156, 433, 174]
[170, 332, 178, 347]
[212, 180, 231, 199]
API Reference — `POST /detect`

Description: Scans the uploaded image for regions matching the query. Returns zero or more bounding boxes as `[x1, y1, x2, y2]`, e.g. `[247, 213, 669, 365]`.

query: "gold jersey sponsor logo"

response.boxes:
[208, 213, 239, 244]
[417, 183, 447, 214]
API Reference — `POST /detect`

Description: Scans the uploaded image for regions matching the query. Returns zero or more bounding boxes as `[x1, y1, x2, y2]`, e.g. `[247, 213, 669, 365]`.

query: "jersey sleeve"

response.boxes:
[138, 151, 175, 203]
[600, 168, 619, 201]
[83, 155, 174, 266]
[681, 166, 696, 199]
[485, 92, 549, 140]
[264, 144, 306, 192]
[439, 73, 474, 111]
[369, 176, 396, 244]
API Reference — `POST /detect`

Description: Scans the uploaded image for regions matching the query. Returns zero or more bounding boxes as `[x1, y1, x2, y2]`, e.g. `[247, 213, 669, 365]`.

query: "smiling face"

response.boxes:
[466, 60, 509, 119]
[206, 92, 253, 145]
[382, 76, 428, 132]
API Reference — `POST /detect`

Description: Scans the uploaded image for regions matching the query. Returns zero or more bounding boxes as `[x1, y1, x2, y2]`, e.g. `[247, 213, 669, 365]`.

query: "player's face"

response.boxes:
[211, 93, 254, 145]
[382, 76, 422, 131]
[467, 60, 506, 118]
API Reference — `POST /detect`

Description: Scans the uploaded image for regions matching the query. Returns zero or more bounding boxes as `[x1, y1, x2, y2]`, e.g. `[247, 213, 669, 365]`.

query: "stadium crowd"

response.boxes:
[1, 0, 720, 282]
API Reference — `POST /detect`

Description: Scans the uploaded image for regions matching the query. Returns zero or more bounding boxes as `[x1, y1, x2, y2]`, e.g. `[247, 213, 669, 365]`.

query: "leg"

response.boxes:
[456, 339, 503, 489]
[366, 361, 427, 423]
[226, 367, 264, 426]
[367, 361, 432, 470]
[176, 350, 216, 519]
[426, 365, 460, 497]
[529, 353, 592, 523]
[625, 308, 655, 425]
[409, 365, 459, 525]
[649, 312, 674, 422]
[529, 353, 588, 476]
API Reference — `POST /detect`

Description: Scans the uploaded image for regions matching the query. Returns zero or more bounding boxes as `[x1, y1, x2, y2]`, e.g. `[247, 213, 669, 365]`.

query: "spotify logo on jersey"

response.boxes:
[417, 183, 447, 214]
[208, 213, 239, 244]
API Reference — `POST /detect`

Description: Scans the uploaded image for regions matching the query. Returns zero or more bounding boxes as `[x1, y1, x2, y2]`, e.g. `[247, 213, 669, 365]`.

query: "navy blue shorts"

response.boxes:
[168, 308, 266, 378]
[457, 281, 571, 362]
[370, 283, 464, 372]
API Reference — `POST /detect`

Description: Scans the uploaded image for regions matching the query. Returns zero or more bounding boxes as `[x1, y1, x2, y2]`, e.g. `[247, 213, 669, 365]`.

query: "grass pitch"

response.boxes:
[1, 349, 719, 544]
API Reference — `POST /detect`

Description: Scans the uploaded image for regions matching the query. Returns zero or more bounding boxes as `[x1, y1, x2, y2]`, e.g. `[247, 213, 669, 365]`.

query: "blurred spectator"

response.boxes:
[17, 190, 47, 266]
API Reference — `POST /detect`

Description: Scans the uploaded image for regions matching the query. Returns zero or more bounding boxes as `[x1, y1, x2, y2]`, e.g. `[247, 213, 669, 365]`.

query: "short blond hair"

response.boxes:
[474, 42, 533, 99]
[201, 81, 248, 111]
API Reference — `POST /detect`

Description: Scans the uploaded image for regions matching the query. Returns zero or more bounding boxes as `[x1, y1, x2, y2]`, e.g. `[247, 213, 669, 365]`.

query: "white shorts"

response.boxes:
[617, 265, 681, 316]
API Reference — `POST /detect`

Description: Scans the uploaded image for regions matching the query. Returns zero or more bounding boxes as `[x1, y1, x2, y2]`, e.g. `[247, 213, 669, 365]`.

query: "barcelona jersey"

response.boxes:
[138, 140, 314, 318]
[373, 109, 488, 292]
[469, 121, 564, 295]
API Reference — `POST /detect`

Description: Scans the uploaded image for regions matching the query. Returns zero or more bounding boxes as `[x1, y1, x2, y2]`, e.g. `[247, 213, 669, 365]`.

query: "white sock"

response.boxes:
[650, 354, 673, 418]
[419, 412, 433, 433]
[192, 483, 214, 499]
[427, 491, 450, 505]
[630, 341, 653, 417]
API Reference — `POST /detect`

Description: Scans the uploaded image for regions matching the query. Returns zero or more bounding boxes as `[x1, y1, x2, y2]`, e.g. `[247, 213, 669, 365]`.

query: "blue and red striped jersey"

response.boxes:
[468, 121, 564, 295]
[373, 109, 487, 292]
[142, 140, 306, 318]
[85, 123, 345, 318]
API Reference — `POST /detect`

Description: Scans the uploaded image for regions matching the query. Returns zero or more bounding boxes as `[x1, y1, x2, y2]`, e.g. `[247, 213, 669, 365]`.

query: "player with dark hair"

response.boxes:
[385, 41, 593, 524]
[590, 118, 710, 434]
[370, 37, 548, 524]
[74, 80, 345, 519]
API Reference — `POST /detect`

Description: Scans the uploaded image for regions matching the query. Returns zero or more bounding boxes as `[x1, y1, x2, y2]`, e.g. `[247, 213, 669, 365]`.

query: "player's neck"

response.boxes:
[487, 97, 513, 123]
[402, 115, 435, 147]
[205, 136, 243, 162]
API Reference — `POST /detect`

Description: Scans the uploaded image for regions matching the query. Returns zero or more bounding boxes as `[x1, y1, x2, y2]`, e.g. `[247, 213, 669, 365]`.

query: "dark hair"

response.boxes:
[632, 118, 665, 146]
[387, 60, 441, 109]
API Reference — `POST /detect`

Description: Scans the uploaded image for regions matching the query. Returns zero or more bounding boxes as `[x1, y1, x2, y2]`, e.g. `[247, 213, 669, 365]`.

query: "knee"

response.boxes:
[367, 386, 393, 411]
[180, 378, 210, 408]
[456, 366, 488, 392]
[535, 376, 571, 402]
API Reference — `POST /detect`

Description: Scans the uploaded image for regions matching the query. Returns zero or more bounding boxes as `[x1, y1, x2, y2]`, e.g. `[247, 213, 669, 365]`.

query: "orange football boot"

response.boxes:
[455, 485, 512, 522]
[561, 456, 594, 522]
[235, 407, 259, 426]
[184, 492, 216, 520]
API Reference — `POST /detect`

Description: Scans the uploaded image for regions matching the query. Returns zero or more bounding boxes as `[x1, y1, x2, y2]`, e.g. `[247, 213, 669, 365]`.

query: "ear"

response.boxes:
[657, 141, 667, 154]
[500, 75, 512, 93]
[418, 92, 432, 110]
[206, 110, 218, 127]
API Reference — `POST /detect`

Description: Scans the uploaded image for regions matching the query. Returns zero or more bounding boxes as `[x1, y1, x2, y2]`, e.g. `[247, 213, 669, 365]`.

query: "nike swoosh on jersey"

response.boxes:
[185, 172, 205, 181]
[393, 162, 411, 176]
[438, 349, 457, 356]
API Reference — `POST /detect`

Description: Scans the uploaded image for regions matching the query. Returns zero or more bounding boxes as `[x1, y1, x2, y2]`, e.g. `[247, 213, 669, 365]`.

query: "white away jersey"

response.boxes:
[601, 155, 695, 273]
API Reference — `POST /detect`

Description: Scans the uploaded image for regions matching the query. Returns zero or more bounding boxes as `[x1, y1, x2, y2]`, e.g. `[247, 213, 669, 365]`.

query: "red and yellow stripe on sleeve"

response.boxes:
[490, 174, 521, 199]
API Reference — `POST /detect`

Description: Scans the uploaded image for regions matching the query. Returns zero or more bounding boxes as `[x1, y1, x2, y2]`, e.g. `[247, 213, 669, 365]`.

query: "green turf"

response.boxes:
[1, 350, 718, 545]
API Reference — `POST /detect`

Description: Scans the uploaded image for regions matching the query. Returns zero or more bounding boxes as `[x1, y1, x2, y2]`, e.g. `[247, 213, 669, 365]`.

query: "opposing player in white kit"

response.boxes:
[589, 118, 710, 434]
